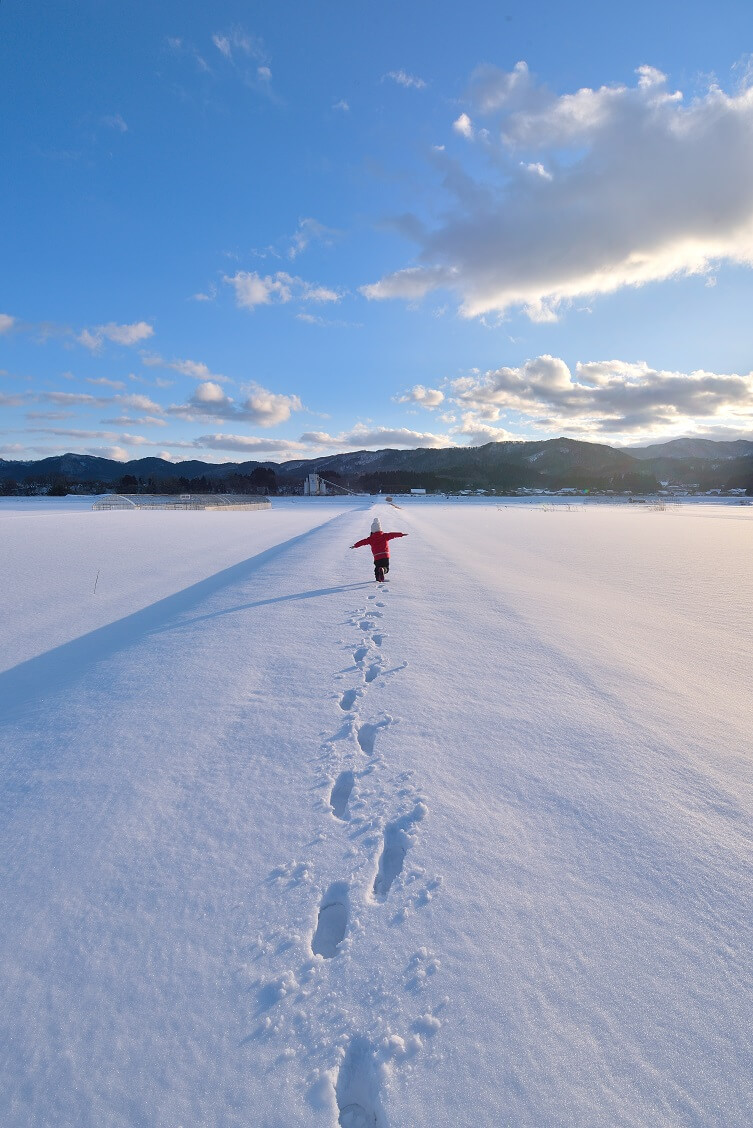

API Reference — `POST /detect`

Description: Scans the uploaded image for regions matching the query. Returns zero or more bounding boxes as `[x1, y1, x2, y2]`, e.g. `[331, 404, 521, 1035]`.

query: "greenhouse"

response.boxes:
[92, 494, 271, 511]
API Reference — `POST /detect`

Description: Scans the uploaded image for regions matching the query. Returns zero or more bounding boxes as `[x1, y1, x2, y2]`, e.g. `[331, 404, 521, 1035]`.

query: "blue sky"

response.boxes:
[2, 0, 753, 464]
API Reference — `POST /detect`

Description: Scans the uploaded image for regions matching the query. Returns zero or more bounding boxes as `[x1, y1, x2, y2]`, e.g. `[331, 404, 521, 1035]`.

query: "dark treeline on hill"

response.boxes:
[1, 437, 753, 496]
[113, 467, 278, 496]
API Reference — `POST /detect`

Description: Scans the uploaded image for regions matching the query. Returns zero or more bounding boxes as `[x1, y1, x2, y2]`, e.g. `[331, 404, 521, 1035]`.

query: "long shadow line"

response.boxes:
[0, 515, 366, 720]
[150, 582, 372, 634]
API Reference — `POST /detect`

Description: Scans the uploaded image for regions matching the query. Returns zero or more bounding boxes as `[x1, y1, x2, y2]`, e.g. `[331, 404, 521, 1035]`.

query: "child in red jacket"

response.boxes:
[351, 517, 408, 582]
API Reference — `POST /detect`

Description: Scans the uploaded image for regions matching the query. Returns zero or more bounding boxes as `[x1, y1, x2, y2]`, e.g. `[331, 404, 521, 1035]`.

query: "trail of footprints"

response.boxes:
[263, 582, 436, 1125]
[325, 587, 420, 1125]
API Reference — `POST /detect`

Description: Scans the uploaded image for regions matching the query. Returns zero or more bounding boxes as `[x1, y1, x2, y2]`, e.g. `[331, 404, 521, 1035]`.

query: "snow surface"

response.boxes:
[1, 497, 752, 1126]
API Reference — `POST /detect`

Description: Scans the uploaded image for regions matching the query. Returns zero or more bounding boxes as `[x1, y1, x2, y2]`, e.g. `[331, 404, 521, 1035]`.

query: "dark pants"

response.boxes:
[374, 556, 390, 580]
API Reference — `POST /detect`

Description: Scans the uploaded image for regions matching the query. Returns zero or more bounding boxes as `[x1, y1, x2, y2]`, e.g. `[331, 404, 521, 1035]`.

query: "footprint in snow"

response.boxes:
[353, 645, 369, 665]
[335, 1037, 386, 1128]
[339, 688, 360, 712]
[311, 882, 349, 958]
[330, 771, 355, 820]
[356, 717, 392, 757]
[372, 804, 427, 901]
[364, 662, 382, 684]
[371, 633, 384, 648]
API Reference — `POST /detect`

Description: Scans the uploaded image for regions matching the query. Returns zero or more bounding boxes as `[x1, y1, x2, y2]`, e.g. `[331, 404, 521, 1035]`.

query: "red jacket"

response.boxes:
[352, 531, 406, 559]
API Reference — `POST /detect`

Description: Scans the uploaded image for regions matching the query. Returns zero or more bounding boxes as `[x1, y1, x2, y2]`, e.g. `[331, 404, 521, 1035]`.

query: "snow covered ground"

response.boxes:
[1, 497, 752, 1126]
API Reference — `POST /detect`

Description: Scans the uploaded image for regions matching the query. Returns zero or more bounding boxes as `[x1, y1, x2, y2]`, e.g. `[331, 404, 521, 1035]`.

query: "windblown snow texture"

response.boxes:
[1, 496, 752, 1126]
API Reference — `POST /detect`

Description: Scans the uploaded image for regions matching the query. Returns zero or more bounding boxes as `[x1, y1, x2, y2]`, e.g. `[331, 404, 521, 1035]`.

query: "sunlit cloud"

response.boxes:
[364, 64, 753, 320]
[395, 384, 445, 407]
[169, 381, 303, 427]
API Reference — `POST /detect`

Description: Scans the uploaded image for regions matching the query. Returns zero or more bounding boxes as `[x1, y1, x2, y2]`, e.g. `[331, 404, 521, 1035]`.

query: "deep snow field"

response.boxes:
[1, 496, 752, 1127]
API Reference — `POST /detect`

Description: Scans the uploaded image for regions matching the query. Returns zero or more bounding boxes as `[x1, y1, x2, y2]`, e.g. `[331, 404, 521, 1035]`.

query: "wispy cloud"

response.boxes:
[86, 377, 126, 390]
[384, 70, 427, 90]
[77, 321, 154, 351]
[225, 270, 340, 310]
[287, 217, 339, 260]
[141, 353, 229, 383]
[211, 25, 276, 97]
[102, 114, 128, 133]
[166, 36, 211, 74]
[299, 424, 453, 450]
[193, 433, 307, 453]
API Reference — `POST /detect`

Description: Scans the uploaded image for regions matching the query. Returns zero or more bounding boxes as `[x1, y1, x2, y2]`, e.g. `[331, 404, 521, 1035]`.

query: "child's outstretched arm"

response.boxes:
[351, 536, 370, 549]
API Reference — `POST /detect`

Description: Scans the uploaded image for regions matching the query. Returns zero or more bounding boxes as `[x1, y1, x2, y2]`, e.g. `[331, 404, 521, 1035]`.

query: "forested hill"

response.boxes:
[1, 437, 753, 494]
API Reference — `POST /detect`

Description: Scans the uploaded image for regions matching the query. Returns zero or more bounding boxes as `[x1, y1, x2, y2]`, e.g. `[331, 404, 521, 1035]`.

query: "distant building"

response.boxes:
[410, 488, 427, 495]
[304, 473, 327, 495]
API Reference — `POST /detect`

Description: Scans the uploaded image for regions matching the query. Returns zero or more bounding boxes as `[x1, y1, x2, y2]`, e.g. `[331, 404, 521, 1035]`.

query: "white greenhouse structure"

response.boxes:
[92, 494, 271, 511]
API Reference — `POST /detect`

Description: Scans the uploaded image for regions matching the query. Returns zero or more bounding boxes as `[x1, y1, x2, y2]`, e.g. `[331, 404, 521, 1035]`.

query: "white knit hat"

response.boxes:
[371, 517, 382, 533]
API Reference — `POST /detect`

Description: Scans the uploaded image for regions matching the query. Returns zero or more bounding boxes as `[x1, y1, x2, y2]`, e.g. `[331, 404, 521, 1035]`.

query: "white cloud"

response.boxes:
[194, 433, 306, 453]
[364, 64, 753, 319]
[87, 377, 126, 389]
[98, 446, 129, 461]
[142, 353, 228, 382]
[78, 321, 154, 350]
[300, 424, 454, 450]
[225, 270, 340, 309]
[361, 265, 452, 302]
[225, 271, 291, 308]
[396, 384, 445, 407]
[212, 27, 262, 61]
[31, 427, 152, 446]
[384, 70, 427, 90]
[117, 393, 163, 413]
[169, 382, 303, 427]
[295, 313, 362, 328]
[244, 386, 303, 426]
[452, 113, 473, 138]
[449, 355, 753, 440]
[0, 314, 15, 333]
[454, 413, 517, 444]
[45, 391, 103, 406]
[101, 415, 167, 427]
[192, 284, 218, 302]
[333, 99, 350, 112]
[26, 411, 74, 421]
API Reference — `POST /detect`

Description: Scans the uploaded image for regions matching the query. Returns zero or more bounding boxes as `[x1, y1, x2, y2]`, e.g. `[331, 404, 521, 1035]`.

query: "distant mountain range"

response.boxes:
[2, 437, 753, 494]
